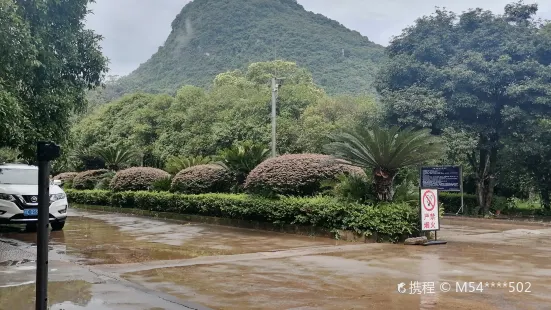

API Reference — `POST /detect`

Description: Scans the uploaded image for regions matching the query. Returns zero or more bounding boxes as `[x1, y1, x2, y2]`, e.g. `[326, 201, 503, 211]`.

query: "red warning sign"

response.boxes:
[420, 189, 439, 231]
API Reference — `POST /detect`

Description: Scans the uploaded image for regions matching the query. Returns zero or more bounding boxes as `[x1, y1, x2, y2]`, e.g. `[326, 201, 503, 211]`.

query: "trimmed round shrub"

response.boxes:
[72, 169, 110, 190]
[171, 164, 233, 194]
[53, 172, 78, 182]
[110, 167, 170, 192]
[244, 154, 366, 196]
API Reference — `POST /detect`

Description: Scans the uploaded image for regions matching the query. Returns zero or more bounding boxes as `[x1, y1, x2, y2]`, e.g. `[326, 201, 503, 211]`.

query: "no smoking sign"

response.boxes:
[420, 189, 439, 231]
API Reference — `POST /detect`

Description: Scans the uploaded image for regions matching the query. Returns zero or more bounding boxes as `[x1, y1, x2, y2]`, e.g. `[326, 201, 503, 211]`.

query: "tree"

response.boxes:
[377, 2, 551, 213]
[324, 127, 444, 202]
[0, 0, 107, 158]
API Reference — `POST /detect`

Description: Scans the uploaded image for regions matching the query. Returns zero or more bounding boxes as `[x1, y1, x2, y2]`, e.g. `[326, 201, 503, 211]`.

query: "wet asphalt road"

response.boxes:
[1, 209, 551, 309]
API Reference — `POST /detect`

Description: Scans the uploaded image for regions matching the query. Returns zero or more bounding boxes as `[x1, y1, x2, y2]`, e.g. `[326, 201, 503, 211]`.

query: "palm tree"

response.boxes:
[216, 141, 270, 186]
[93, 146, 138, 171]
[164, 155, 211, 174]
[324, 126, 444, 202]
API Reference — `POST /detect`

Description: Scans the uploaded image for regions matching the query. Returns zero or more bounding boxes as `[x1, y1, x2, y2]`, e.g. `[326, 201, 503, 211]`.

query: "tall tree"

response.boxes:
[377, 2, 551, 214]
[0, 0, 107, 158]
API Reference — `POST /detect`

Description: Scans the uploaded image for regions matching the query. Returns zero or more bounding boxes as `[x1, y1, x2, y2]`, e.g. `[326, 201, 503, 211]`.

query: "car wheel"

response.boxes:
[51, 222, 65, 231]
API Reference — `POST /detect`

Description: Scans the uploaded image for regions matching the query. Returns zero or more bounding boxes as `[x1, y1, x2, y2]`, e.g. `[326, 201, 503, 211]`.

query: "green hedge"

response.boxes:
[65, 189, 420, 242]
[440, 193, 508, 215]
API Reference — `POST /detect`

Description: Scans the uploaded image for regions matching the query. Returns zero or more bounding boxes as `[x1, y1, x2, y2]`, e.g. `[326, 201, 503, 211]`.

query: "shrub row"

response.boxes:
[65, 189, 420, 242]
[440, 192, 508, 215]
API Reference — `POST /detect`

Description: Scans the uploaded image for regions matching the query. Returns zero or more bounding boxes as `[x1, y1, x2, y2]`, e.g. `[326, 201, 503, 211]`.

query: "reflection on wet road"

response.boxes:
[1, 209, 551, 309]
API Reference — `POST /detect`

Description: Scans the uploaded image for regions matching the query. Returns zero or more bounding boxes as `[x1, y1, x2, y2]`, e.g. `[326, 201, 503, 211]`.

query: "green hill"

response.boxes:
[102, 0, 385, 101]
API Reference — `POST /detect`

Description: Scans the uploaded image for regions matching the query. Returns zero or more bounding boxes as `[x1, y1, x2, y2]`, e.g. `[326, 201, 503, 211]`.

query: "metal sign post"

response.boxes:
[36, 142, 60, 310]
[420, 188, 447, 246]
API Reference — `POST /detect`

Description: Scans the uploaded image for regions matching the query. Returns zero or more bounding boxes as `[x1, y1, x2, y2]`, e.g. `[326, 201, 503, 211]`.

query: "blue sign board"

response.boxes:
[420, 166, 461, 192]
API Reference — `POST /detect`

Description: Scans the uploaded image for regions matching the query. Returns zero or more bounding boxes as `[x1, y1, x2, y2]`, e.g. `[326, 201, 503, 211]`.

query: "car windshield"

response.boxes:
[0, 168, 38, 185]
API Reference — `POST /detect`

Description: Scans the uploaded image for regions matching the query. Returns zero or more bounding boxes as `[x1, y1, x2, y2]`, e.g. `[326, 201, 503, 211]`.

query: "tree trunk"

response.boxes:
[373, 167, 397, 202]
[471, 136, 499, 216]
[541, 187, 550, 210]
[483, 147, 498, 215]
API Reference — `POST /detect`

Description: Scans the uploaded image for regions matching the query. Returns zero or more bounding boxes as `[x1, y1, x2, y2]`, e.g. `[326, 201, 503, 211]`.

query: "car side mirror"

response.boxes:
[52, 180, 62, 186]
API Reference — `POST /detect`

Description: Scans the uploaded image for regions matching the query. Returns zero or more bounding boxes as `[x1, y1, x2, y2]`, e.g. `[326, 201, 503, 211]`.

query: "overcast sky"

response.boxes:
[85, 0, 551, 76]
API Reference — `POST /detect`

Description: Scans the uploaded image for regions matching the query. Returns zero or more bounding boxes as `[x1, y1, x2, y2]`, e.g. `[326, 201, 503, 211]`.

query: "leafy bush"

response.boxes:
[440, 193, 507, 215]
[171, 164, 233, 194]
[65, 189, 420, 242]
[53, 172, 79, 183]
[0, 147, 23, 163]
[110, 167, 171, 192]
[322, 174, 375, 204]
[66, 189, 111, 206]
[244, 154, 366, 196]
[95, 171, 116, 190]
[151, 177, 173, 192]
[165, 155, 211, 174]
[216, 141, 270, 186]
[72, 169, 110, 190]
[63, 180, 73, 190]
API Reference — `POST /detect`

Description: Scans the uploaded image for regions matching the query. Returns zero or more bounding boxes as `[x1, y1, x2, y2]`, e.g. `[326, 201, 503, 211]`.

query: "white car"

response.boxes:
[0, 164, 68, 231]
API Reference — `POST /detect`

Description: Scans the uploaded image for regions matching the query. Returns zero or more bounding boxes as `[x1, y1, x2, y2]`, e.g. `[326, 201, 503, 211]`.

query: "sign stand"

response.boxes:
[419, 188, 447, 246]
[455, 166, 465, 215]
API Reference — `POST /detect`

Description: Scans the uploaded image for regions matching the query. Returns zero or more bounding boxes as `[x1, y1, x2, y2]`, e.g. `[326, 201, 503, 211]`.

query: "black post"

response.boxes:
[36, 142, 60, 310]
[36, 159, 50, 310]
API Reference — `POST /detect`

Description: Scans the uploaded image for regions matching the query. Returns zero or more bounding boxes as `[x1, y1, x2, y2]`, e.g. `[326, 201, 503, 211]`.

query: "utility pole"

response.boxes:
[271, 77, 278, 158]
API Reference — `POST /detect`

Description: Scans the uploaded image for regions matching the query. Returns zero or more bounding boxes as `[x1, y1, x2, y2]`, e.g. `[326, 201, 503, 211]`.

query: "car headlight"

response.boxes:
[0, 193, 15, 201]
[50, 193, 66, 202]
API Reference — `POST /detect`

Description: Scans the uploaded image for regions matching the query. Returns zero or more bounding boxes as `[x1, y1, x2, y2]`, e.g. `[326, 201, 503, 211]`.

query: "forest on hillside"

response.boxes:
[88, 0, 385, 105]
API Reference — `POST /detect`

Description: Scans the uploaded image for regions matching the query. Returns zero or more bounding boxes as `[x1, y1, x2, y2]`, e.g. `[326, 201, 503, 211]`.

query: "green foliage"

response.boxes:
[440, 193, 507, 215]
[91, 0, 384, 103]
[94, 171, 116, 190]
[324, 126, 444, 201]
[244, 154, 366, 197]
[72, 61, 380, 161]
[504, 119, 551, 209]
[322, 174, 375, 204]
[93, 146, 139, 171]
[66, 189, 420, 242]
[110, 167, 171, 192]
[0, 147, 24, 164]
[63, 180, 74, 190]
[377, 3, 551, 213]
[216, 141, 270, 186]
[151, 177, 173, 192]
[72, 169, 110, 190]
[0, 0, 107, 157]
[171, 164, 234, 194]
[165, 155, 211, 175]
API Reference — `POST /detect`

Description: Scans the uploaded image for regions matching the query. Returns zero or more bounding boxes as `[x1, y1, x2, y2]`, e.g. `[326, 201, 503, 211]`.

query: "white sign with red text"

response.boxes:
[421, 188, 439, 231]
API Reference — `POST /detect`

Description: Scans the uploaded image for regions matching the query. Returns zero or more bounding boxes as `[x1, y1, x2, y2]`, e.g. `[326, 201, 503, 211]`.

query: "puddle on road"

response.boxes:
[0, 280, 183, 310]
[124, 233, 551, 310]
[0, 280, 92, 310]
[1, 211, 339, 265]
